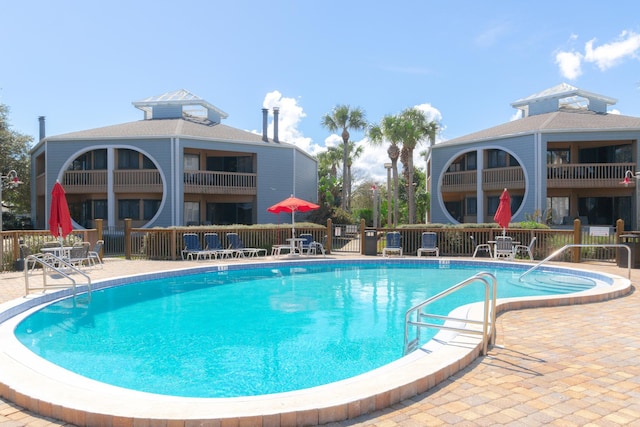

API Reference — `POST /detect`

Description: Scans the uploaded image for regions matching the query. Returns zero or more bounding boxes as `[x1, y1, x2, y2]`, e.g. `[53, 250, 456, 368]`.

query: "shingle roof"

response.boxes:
[46, 118, 282, 145]
[442, 110, 640, 146]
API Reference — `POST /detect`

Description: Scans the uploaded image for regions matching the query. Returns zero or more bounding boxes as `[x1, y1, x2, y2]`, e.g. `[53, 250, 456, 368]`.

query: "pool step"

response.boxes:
[508, 275, 594, 293]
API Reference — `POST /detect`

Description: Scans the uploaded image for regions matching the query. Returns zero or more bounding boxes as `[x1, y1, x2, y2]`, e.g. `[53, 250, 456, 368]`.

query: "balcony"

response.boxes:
[441, 170, 476, 192]
[114, 170, 163, 193]
[184, 171, 257, 195]
[62, 170, 108, 194]
[483, 166, 525, 191]
[546, 163, 634, 188]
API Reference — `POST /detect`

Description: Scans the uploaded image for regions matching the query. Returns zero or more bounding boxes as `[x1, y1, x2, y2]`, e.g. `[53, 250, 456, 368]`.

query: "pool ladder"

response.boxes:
[24, 253, 92, 301]
[403, 272, 496, 356]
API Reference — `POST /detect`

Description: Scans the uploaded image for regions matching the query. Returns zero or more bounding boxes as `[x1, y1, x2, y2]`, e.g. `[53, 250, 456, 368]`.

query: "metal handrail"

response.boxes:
[24, 253, 92, 300]
[403, 272, 497, 356]
[519, 244, 631, 281]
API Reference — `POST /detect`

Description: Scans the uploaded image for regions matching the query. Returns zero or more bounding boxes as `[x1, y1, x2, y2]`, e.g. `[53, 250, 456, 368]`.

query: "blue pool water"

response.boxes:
[14, 260, 602, 398]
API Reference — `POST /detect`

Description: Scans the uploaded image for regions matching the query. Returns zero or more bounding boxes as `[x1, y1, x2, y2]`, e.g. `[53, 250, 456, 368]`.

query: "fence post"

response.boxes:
[326, 218, 332, 254]
[573, 218, 581, 262]
[171, 228, 177, 261]
[124, 218, 132, 260]
[360, 218, 366, 255]
[616, 218, 624, 239]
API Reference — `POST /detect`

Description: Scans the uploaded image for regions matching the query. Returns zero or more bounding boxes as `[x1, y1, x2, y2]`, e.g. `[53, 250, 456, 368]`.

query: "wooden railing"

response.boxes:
[114, 170, 163, 193]
[547, 163, 635, 188]
[183, 171, 257, 195]
[483, 167, 525, 190]
[62, 170, 108, 193]
[442, 163, 634, 192]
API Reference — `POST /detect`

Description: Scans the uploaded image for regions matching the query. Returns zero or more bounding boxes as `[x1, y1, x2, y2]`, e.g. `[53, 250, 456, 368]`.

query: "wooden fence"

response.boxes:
[1, 218, 632, 271]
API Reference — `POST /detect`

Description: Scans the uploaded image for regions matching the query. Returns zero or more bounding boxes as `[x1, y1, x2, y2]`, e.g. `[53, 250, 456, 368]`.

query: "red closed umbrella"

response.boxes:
[49, 181, 73, 238]
[493, 188, 511, 235]
[268, 195, 319, 238]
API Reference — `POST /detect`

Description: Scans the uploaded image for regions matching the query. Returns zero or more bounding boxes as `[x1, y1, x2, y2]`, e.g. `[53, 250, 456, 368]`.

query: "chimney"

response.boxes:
[38, 116, 46, 141]
[261, 108, 269, 142]
[273, 107, 279, 143]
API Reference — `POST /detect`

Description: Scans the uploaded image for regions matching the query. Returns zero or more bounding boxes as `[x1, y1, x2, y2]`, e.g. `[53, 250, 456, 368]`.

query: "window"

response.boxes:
[143, 199, 161, 220]
[466, 197, 477, 215]
[184, 154, 200, 171]
[118, 199, 140, 220]
[184, 202, 200, 225]
[94, 200, 108, 220]
[546, 197, 569, 225]
[142, 155, 156, 169]
[547, 149, 570, 165]
[118, 149, 139, 169]
[487, 149, 507, 168]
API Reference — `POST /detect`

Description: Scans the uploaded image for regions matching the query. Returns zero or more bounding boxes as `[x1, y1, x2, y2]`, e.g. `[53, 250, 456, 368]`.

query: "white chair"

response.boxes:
[87, 240, 104, 267]
[514, 236, 536, 260]
[470, 236, 492, 258]
[493, 236, 515, 260]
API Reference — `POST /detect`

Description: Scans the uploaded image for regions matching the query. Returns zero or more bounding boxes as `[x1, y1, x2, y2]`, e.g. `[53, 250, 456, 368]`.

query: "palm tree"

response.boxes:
[397, 108, 438, 224]
[321, 105, 367, 211]
[369, 114, 403, 227]
[334, 141, 364, 211]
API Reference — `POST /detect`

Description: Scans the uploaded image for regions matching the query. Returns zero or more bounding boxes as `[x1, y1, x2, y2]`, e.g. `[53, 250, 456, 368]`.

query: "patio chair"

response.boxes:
[299, 233, 326, 256]
[493, 236, 515, 260]
[87, 240, 104, 268]
[68, 242, 91, 268]
[470, 236, 492, 258]
[226, 233, 267, 258]
[513, 236, 536, 261]
[182, 233, 212, 260]
[204, 233, 235, 259]
[382, 232, 402, 257]
[417, 232, 439, 257]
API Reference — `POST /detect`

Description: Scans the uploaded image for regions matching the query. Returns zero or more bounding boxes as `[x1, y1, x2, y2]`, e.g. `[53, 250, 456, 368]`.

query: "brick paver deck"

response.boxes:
[0, 258, 638, 426]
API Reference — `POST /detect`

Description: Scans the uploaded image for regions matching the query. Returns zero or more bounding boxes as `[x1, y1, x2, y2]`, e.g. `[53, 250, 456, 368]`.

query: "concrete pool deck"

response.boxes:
[0, 255, 638, 426]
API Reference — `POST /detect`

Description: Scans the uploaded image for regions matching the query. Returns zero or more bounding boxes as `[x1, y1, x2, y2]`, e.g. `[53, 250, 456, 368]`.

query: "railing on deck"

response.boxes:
[183, 171, 257, 195]
[0, 218, 630, 270]
[547, 163, 634, 188]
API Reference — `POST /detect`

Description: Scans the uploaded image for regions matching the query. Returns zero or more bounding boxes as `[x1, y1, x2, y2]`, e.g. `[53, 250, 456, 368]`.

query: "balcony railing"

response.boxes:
[184, 171, 257, 195]
[547, 163, 635, 188]
[114, 170, 163, 193]
[483, 167, 525, 191]
[442, 163, 634, 193]
[62, 170, 108, 193]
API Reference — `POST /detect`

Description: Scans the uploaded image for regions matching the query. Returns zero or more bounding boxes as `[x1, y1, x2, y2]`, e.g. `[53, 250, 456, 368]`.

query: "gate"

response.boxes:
[331, 223, 360, 253]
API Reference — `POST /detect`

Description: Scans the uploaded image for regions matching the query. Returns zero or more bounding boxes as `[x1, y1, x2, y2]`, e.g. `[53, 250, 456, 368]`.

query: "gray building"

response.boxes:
[30, 90, 318, 230]
[429, 83, 640, 230]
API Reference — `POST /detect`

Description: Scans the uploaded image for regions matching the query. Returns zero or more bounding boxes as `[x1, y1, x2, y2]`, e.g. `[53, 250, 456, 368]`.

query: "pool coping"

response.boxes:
[0, 258, 632, 426]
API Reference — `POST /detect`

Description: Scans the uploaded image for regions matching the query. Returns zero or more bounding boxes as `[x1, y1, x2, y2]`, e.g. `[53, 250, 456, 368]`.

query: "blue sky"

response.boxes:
[2, 1, 639, 183]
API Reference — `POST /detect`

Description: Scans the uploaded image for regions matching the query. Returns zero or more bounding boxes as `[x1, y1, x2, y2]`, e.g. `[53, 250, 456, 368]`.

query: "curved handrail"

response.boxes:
[404, 272, 497, 356]
[24, 253, 92, 300]
[519, 244, 631, 281]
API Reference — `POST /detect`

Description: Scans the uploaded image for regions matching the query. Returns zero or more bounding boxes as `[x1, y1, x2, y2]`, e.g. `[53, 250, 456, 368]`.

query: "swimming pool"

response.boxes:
[0, 258, 630, 426]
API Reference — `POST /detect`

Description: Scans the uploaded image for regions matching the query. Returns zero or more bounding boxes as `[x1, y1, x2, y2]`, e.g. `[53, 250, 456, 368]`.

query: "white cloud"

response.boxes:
[555, 50, 583, 80]
[555, 30, 640, 79]
[584, 30, 640, 70]
[253, 90, 324, 156]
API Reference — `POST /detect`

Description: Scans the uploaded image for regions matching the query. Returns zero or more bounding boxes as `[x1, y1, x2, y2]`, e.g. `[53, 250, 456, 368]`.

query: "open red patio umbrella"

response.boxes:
[267, 195, 319, 238]
[49, 181, 73, 239]
[493, 188, 511, 235]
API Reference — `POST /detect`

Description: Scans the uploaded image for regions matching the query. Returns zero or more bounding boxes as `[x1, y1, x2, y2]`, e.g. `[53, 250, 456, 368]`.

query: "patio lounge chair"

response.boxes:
[514, 236, 536, 260]
[417, 232, 439, 257]
[470, 236, 493, 258]
[494, 236, 515, 260]
[382, 232, 402, 257]
[226, 233, 267, 257]
[87, 240, 104, 268]
[299, 233, 326, 256]
[68, 242, 91, 268]
[182, 233, 213, 260]
[204, 233, 235, 259]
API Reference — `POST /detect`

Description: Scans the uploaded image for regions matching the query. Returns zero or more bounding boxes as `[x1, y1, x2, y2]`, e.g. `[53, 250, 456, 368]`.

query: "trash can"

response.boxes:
[618, 234, 640, 268]
[364, 229, 378, 256]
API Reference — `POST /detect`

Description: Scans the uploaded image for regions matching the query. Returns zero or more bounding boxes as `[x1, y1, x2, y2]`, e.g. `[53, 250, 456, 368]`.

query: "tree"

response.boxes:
[368, 114, 403, 227]
[0, 104, 32, 216]
[396, 108, 438, 224]
[321, 105, 367, 212]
